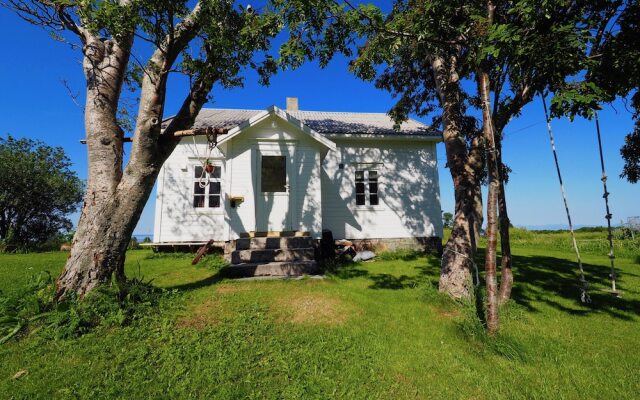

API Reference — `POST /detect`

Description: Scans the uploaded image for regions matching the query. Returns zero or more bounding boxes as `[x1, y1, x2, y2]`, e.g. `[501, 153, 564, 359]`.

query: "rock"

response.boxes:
[353, 251, 376, 262]
[12, 370, 28, 380]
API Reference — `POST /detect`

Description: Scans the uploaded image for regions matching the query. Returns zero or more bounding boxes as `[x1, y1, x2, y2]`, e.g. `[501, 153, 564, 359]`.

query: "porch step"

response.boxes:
[220, 261, 319, 278]
[234, 236, 314, 250]
[230, 247, 315, 264]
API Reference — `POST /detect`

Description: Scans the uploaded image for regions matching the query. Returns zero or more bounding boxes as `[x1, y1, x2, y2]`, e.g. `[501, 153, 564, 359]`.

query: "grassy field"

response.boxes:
[0, 230, 639, 399]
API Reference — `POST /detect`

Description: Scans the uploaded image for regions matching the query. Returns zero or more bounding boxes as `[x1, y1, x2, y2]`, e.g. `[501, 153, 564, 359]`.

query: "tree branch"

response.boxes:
[341, 0, 464, 46]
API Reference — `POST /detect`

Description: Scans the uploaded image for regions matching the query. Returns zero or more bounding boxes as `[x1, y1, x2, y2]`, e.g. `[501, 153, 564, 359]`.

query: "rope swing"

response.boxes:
[594, 112, 619, 296]
[541, 93, 591, 304]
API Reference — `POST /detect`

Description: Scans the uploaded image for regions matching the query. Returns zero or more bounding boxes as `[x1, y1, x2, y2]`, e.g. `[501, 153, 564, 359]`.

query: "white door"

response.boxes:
[256, 149, 292, 232]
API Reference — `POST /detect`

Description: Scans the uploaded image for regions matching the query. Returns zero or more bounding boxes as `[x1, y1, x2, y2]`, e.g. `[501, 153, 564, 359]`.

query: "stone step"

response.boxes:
[234, 236, 314, 250]
[231, 247, 315, 264]
[221, 261, 319, 278]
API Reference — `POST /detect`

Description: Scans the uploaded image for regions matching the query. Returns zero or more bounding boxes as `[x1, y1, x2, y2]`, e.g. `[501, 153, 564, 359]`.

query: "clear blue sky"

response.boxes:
[1, 7, 637, 235]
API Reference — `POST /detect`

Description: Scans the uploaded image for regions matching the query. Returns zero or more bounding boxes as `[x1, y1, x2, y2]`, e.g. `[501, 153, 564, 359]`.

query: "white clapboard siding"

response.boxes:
[154, 115, 325, 242]
[153, 137, 228, 242]
[321, 139, 443, 239]
[154, 111, 442, 244]
[226, 116, 324, 239]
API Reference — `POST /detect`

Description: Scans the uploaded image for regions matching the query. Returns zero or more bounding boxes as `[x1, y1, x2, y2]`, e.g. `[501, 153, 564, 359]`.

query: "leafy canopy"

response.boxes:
[0, 136, 83, 246]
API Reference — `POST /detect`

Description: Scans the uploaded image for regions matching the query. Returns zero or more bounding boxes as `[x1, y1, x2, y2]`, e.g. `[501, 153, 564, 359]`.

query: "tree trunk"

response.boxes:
[496, 138, 513, 304]
[469, 140, 484, 252]
[55, 9, 211, 299]
[478, 0, 499, 335]
[56, 169, 160, 298]
[432, 56, 484, 299]
[56, 37, 134, 299]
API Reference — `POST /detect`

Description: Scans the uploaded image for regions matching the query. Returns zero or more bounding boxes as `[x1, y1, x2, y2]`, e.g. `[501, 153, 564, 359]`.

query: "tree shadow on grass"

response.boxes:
[331, 248, 640, 320]
[329, 255, 442, 290]
[493, 251, 640, 321]
[164, 273, 224, 292]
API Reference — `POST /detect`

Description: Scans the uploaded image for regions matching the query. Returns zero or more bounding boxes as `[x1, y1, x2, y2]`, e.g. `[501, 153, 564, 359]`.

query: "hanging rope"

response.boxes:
[595, 112, 619, 295]
[541, 94, 591, 303]
[191, 127, 219, 188]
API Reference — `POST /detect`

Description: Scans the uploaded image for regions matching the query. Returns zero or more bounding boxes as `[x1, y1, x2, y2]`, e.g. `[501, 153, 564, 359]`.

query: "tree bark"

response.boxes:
[469, 137, 484, 252]
[432, 55, 484, 299]
[496, 138, 513, 304]
[478, 0, 499, 335]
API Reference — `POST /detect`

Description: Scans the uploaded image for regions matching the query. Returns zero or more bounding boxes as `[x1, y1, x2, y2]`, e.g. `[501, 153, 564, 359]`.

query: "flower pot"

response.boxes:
[205, 163, 214, 174]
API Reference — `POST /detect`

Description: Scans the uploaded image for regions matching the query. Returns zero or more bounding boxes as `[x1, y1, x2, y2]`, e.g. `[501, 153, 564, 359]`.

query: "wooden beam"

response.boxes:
[173, 126, 229, 137]
[192, 239, 214, 265]
[79, 126, 228, 144]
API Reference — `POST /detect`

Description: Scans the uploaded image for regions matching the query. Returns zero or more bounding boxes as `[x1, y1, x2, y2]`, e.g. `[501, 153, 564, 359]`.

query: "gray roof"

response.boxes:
[164, 107, 439, 137]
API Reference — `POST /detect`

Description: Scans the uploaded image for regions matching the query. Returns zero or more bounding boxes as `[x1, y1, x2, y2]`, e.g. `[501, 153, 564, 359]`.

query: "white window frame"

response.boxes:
[192, 162, 223, 212]
[353, 163, 383, 210]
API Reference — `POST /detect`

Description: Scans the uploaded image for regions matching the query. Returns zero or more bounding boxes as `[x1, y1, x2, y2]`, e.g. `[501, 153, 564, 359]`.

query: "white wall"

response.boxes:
[321, 138, 443, 239]
[154, 115, 325, 242]
[153, 137, 228, 242]
[225, 116, 324, 239]
[154, 114, 443, 243]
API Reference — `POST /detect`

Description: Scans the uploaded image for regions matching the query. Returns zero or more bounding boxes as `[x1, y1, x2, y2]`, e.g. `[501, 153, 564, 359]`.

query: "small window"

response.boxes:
[355, 170, 366, 206]
[355, 169, 380, 206]
[261, 156, 287, 192]
[193, 164, 222, 208]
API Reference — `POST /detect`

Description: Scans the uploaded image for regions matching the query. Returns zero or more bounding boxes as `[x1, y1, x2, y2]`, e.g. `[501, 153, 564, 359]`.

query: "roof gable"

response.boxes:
[215, 106, 337, 151]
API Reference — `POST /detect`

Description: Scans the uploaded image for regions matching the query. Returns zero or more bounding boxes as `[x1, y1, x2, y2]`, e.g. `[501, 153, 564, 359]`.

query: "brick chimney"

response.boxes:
[286, 97, 298, 111]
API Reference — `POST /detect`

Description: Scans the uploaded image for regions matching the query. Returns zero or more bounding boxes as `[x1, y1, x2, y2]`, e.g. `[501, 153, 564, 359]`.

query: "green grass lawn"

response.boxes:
[1, 234, 639, 399]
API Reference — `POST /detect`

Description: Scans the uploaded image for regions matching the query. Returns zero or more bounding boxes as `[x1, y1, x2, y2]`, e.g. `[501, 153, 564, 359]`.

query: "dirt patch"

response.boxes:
[176, 298, 228, 330]
[273, 292, 350, 326]
[432, 306, 461, 319]
[215, 284, 250, 294]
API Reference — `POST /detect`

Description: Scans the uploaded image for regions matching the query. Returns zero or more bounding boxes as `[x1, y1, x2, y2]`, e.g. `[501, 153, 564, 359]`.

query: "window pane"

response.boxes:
[355, 170, 365, 181]
[209, 195, 220, 208]
[261, 156, 286, 192]
[369, 182, 378, 194]
[193, 195, 205, 208]
[209, 167, 221, 179]
[209, 182, 221, 195]
[356, 194, 366, 206]
[194, 182, 205, 195]
[368, 170, 378, 181]
[194, 166, 203, 178]
[370, 194, 379, 205]
[355, 182, 365, 194]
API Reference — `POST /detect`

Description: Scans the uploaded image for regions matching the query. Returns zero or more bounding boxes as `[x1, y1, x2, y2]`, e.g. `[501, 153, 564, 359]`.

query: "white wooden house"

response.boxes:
[153, 98, 443, 261]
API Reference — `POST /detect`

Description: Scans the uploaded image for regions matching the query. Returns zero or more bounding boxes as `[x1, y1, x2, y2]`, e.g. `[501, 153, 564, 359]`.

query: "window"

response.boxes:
[261, 156, 287, 192]
[193, 165, 222, 208]
[355, 169, 379, 206]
